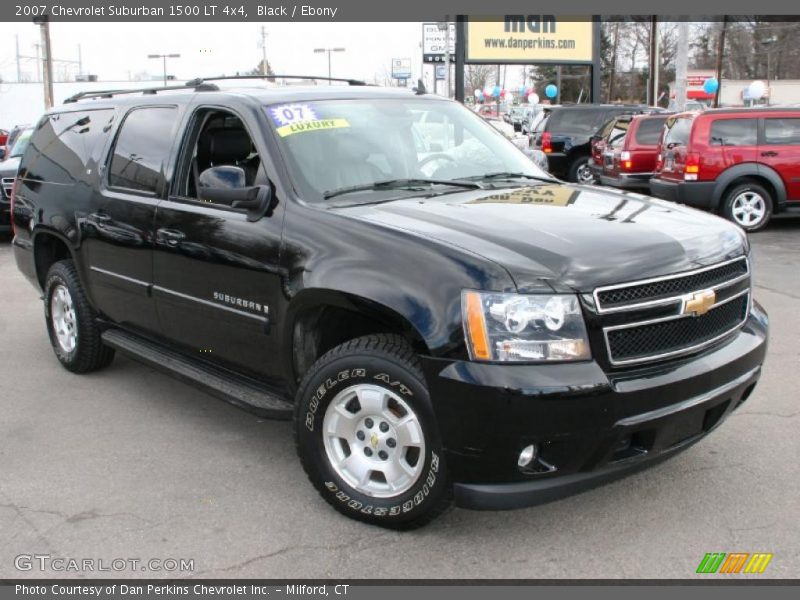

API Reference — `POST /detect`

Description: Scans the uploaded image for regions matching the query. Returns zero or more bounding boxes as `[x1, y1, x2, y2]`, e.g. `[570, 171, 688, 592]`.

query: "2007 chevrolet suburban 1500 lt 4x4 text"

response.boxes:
[10, 78, 768, 529]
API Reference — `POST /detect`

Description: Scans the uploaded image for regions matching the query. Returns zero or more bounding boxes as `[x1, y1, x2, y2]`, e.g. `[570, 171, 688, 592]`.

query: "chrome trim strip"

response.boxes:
[604, 289, 750, 367]
[593, 256, 749, 314]
[152, 285, 267, 323]
[89, 266, 150, 288]
[616, 366, 760, 427]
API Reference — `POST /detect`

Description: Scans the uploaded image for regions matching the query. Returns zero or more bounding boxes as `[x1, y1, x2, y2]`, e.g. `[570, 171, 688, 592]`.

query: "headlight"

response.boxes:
[462, 290, 591, 362]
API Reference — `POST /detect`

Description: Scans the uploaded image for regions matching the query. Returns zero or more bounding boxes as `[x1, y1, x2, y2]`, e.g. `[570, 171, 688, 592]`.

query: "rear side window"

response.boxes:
[763, 118, 800, 145]
[663, 117, 692, 147]
[607, 121, 629, 148]
[108, 107, 177, 194]
[709, 118, 757, 146]
[546, 109, 608, 135]
[635, 118, 667, 145]
[19, 109, 114, 184]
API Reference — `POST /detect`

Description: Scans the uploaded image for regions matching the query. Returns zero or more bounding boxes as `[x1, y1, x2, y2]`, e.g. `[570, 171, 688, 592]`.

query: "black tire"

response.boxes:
[294, 334, 452, 529]
[567, 155, 594, 184]
[43, 260, 115, 373]
[721, 181, 773, 232]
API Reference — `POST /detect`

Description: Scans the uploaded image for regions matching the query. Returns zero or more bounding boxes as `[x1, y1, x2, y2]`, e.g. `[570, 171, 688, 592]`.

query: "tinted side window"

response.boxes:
[709, 118, 757, 146]
[663, 117, 692, 147]
[635, 118, 667, 145]
[109, 107, 177, 194]
[764, 118, 800, 145]
[546, 109, 607, 135]
[20, 109, 114, 184]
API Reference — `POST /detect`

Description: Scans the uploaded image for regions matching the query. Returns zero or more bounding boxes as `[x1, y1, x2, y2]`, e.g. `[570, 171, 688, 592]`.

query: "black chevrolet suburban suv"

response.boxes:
[11, 78, 768, 529]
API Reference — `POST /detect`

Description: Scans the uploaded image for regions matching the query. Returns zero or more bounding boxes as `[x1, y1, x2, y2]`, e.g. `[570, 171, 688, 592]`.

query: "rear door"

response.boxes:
[760, 116, 800, 201]
[84, 105, 180, 333]
[630, 116, 668, 173]
[706, 117, 759, 173]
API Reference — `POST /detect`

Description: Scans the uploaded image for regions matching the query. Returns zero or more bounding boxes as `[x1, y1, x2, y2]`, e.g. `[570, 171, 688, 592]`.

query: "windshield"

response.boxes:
[9, 129, 32, 158]
[266, 98, 548, 202]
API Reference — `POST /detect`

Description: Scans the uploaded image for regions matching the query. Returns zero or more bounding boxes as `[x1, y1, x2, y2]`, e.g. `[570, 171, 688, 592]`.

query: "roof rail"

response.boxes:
[184, 75, 368, 87]
[63, 81, 219, 104]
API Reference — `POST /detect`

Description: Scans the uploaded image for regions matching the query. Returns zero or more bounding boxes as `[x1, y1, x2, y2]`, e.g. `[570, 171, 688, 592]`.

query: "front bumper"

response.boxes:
[420, 307, 768, 510]
[649, 177, 717, 210]
[599, 171, 653, 190]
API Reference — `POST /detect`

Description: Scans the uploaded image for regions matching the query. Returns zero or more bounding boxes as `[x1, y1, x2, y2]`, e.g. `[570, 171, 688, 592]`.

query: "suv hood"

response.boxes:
[338, 183, 747, 293]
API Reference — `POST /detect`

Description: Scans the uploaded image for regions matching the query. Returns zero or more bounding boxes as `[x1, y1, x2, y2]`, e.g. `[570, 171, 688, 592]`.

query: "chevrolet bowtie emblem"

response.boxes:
[370, 433, 379, 449]
[683, 289, 716, 316]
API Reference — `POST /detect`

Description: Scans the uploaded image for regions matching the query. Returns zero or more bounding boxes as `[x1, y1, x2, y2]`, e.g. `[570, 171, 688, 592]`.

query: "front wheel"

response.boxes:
[721, 182, 773, 232]
[294, 334, 452, 529]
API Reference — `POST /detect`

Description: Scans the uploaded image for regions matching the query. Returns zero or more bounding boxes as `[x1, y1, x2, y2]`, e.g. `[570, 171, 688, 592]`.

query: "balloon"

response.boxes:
[492, 85, 501, 97]
[484, 85, 494, 97]
[545, 84, 558, 99]
[519, 85, 527, 96]
[474, 89, 483, 98]
[746, 80, 766, 99]
[703, 78, 719, 95]
[527, 93, 539, 105]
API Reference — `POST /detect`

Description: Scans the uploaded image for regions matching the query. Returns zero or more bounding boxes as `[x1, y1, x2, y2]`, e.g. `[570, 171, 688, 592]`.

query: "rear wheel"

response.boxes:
[721, 182, 773, 232]
[568, 156, 595, 184]
[44, 260, 115, 373]
[294, 334, 452, 529]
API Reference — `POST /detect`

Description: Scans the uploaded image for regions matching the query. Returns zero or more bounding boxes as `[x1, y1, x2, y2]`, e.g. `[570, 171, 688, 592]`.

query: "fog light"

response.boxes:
[518, 444, 538, 468]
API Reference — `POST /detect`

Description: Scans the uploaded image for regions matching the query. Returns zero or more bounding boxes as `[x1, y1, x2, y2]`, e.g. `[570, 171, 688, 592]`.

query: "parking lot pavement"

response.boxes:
[1, 224, 798, 581]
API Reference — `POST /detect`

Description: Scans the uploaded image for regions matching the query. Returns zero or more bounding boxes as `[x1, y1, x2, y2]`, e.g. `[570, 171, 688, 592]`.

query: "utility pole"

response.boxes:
[77, 44, 82, 78]
[713, 17, 727, 108]
[674, 20, 689, 111]
[34, 43, 41, 83]
[556, 65, 562, 104]
[34, 16, 54, 108]
[607, 21, 620, 102]
[15, 35, 22, 83]
[647, 16, 658, 106]
[259, 26, 268, 75]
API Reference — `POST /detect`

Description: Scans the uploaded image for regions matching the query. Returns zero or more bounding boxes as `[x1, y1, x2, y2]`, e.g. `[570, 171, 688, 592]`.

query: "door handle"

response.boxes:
[761, 151, 779, 157]
[156, 228, 186, 247]
[88, 212, 112, 223]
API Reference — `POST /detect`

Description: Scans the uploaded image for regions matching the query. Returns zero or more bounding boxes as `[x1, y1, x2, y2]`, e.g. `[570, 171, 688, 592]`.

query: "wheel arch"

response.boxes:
[32, 228, 78, 290]
[712, 163, 786, 211]
[284, 289, 432, 390]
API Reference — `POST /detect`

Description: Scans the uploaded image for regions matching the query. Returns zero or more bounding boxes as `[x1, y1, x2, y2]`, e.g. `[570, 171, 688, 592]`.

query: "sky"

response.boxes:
[0, 21, 453, 86]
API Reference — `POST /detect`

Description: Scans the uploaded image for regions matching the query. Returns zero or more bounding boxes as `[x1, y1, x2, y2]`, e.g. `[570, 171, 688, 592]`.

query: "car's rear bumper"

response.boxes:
[599, 171, 653, 190]
[649, 177, 717, 210]
[420, 305, 768, 510]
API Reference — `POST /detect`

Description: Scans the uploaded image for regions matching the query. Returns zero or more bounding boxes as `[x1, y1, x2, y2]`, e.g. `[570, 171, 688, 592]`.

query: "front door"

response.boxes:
[152, 105, 286, 381]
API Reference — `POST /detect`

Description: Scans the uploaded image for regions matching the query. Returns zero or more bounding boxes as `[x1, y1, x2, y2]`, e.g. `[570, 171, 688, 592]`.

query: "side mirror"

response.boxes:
[197, 166, 277, 222]
[198, 165, 246, 190]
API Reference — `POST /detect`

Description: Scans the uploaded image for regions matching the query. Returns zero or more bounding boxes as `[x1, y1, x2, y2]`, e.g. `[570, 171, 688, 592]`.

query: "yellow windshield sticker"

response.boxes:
[276, 118, 350, 137]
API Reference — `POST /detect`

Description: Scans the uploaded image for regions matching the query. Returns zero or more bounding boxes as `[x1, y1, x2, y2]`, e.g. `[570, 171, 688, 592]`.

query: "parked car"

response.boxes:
[533, 105, 663, 183]
[0, 129, 8, 160]
[508, 105, 537, 132]
[2, 124, 32, 162]
[522, 104, 556, 137]
[11, 79, 767, 529]
[649, 107, 800, 231]
[0, 126, 33, 235]
[598, 113, 671, 190]
[589, 116, 626, 182]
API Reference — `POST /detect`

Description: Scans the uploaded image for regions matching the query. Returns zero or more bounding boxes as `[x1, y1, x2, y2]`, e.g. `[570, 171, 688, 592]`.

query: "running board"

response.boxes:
[101, 329, 293, 420]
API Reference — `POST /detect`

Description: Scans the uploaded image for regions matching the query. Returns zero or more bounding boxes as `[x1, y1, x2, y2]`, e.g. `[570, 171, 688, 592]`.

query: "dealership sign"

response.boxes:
[423, 22, 456, 63]
[465, 16, 594, 64]
[391, 58, 412, 79]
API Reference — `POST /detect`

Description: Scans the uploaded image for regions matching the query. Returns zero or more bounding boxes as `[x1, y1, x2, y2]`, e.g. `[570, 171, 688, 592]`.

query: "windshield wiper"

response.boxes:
[466, 172, 553, 182]
[323, 178, 483, 200]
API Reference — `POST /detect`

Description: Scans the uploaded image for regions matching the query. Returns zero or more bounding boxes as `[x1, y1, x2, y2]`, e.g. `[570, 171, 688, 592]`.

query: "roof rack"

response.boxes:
[184, 75, 368, 87]
[63, 81, 219, 103]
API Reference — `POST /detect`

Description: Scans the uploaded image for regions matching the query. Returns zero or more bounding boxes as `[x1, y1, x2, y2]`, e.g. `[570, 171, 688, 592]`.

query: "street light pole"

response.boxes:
[313, 47, 346, 84]
[147, 53, 181, 86]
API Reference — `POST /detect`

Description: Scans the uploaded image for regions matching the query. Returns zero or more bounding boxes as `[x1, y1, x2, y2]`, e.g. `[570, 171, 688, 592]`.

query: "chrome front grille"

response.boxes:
[1, 178, 13, 199]
[595, 256, 751, 366]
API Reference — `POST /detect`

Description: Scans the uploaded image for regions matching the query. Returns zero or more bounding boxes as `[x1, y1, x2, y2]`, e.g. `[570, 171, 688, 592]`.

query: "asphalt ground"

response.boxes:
[1, 221, 798, 580]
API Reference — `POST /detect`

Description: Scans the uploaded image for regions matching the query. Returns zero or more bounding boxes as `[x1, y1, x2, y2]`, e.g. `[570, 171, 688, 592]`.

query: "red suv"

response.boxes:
[598, 114, 670, 190]
[649, 108, 800, 231]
